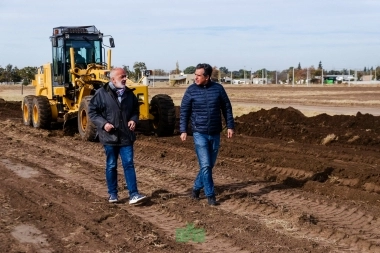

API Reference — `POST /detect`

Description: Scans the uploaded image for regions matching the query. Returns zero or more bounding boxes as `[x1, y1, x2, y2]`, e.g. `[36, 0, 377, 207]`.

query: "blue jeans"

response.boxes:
[192, 132, 220, 197]
[104, 145, 138, 198]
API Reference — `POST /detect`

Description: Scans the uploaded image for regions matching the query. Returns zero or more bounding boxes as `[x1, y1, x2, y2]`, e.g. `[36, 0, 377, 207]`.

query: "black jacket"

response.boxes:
[88, 83, 139, 146]
[180, 81, 234, 135]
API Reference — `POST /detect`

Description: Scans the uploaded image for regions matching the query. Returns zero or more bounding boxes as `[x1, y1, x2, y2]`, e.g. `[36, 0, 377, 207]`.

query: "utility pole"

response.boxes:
[355, 69, 357, 83]
[153, 69, 155, 87]
[244, 66, 246, 84]
[321, 69, 324, 86]
[375, 66, 377, 81]
[275, 71, 277, 84]
[348, 69, 351, 87]
[292, 67, 294, 87]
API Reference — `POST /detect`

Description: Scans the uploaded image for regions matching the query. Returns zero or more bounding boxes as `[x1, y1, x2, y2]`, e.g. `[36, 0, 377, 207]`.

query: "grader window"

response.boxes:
[65, 40, 102, 66]
[52, 40, 64, 85]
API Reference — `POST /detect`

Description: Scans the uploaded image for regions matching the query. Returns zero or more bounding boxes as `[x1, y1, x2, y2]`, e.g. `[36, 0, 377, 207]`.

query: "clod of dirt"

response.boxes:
[321, 134, 337, 145]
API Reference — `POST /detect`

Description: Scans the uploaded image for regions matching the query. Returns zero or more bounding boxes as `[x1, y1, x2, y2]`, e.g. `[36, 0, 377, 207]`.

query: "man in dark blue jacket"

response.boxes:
[180, 63, 234, 206]
[88, 67, 146, 204]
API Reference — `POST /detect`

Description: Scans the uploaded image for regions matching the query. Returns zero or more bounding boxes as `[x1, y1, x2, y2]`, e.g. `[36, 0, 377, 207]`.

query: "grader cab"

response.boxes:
[22, 25, 175, 140]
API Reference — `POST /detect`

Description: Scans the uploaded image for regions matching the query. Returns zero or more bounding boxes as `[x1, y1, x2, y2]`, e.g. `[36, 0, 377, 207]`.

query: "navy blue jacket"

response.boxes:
[88, 83, 139, 146]
[180, 81, 234, 135]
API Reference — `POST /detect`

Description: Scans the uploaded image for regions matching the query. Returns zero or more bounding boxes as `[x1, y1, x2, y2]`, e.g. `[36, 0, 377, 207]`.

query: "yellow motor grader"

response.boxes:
[22, 25, 176, 141]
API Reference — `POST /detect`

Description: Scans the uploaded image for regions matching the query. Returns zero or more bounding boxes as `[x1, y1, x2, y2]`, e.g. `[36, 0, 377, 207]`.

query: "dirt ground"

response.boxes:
[1, 84, 380, 253]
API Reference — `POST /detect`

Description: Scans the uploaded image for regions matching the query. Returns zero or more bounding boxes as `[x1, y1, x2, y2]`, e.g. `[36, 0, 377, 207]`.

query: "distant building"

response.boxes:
[221, 77, 232, 83]
[252, 78, 266, 84]
[360, 75, 372, 81]
[142, 73, 195, 86]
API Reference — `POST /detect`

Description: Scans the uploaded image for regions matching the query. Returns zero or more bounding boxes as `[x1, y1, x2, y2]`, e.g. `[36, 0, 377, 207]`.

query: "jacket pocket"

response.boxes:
[100, 130, 118, 144]
[129, 131, 136, 142]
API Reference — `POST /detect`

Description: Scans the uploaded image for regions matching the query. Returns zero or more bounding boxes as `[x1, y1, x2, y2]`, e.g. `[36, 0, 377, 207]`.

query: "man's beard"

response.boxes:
[114, 80, 125, 89]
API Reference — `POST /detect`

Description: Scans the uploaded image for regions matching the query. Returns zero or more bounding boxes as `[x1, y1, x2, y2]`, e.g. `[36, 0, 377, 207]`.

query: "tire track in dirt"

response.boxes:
[133, 151, 337, 250]
[134, 155, 343, 251]
[220, 189, 380, 252]
[132, 138, 380, 252]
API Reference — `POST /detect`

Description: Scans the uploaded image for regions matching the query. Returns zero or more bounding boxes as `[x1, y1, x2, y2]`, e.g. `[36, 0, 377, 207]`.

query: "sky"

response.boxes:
[1, 0, 380, 72]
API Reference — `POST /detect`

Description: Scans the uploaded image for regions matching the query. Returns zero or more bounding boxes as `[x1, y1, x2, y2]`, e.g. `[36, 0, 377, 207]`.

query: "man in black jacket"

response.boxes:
[179, 63, 234, 206]
[88, 67, 146, 204]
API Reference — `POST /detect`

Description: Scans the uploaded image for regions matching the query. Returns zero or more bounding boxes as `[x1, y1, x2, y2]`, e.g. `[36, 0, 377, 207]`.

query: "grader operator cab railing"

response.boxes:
[22, 25, 175, 141]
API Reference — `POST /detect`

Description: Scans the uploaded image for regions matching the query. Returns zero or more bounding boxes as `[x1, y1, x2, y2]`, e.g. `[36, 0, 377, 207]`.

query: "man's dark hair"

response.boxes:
[196, 63, 213, 77]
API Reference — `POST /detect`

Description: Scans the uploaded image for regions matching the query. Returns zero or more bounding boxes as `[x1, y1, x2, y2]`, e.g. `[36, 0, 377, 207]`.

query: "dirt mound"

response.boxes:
[5, 102, 380, 147]
[235, 107, 380, 146]
[0, 101, 21, 119]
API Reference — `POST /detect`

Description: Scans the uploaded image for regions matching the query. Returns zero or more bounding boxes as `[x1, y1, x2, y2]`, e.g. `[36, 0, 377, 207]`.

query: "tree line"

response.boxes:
[0, 65, 37, 84]
[1, 61, 379, 85]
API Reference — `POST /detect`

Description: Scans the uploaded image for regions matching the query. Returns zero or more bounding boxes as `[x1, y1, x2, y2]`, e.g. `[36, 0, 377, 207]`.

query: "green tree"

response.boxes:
[219, 67, 229, 75]
[122, 65, 136, 81]
[3, 64, 13, 83]
[237, 69, 245, 78]
[0, 66, 5, 82]
[11, 67, 22, 83]
[184, 66, 196, 74]
[133, 62, 147, 81]
[19, 66, 37, 85]
[232, 71, 240, 79]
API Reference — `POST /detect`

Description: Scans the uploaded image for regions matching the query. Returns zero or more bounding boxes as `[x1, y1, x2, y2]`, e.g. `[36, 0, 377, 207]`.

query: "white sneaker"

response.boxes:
[108, 194, 118, 203]
[129, 194, 147, 205]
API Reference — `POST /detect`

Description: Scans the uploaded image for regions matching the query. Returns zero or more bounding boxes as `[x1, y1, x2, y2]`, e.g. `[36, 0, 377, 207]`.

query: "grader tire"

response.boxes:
[22, 95, 35, 126]
[150, 94, 176, 137]
[32, 96, 52, 129]
[78, 96, 97, 141]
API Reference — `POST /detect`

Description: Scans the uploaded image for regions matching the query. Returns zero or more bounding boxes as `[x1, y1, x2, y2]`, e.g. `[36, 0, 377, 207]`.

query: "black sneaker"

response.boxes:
[207, 196, 219, 206]
[191, 189, 200, 200]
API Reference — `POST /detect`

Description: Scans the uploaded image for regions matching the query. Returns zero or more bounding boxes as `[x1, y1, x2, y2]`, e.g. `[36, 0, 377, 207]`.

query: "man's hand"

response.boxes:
[128, 120, 136, 131]
[104, 122, 115, 132]
[227, 129, 234, 138]
[180, 132, 187, 141]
